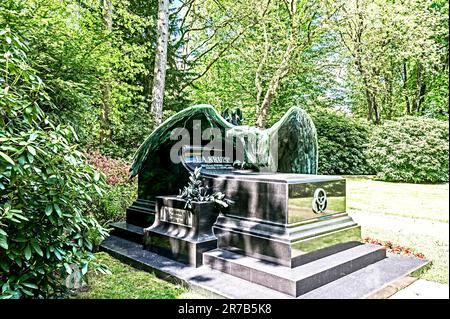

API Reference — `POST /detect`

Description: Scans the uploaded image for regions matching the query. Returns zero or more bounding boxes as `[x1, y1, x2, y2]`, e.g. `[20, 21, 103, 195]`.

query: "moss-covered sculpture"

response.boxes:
[130, 104, 318, 200]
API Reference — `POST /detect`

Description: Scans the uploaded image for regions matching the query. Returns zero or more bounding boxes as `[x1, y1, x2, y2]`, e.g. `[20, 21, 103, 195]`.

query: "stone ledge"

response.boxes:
[100, 235, 429, 299]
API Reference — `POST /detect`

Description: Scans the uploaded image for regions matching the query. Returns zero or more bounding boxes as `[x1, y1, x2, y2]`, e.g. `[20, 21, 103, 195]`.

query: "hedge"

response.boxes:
[310, 109, 373, 175]
[366, 116, 449, 183]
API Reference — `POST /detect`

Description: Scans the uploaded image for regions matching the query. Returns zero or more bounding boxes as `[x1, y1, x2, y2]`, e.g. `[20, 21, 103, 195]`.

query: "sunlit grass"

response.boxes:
[347, 176, 449, 284]
[346, 176, 449, 223]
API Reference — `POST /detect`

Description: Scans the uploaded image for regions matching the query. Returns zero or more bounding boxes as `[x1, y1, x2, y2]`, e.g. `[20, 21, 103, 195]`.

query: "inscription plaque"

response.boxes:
[181, 146, 234, 174]
[159, 206, 193, 227]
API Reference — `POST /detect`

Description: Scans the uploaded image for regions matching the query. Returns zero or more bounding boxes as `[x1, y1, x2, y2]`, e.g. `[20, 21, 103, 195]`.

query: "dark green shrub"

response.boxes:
[310, 109, 373, 175]
[0, 30, 108, 298]
[366, 116, 449, 183]
[90, 184, 137, 226]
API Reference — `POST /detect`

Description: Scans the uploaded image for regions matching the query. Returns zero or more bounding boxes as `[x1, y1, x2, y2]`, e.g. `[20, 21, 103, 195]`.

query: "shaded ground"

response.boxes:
[346, 176, 449, 284]
[74, 252, 193, 299]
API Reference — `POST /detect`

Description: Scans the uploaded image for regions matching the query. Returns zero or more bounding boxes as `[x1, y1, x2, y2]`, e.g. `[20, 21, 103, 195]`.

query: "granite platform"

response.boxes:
[100, 235, 428, 299]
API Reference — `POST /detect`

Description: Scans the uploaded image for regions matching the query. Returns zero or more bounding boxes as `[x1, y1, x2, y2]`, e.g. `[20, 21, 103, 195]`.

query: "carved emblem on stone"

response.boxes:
[312, 188, 327, 214]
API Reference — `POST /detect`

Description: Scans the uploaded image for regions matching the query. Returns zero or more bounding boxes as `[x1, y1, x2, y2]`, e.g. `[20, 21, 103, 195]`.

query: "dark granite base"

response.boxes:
[203, 245, 386, 297]
[110, 222, 143, 244]
[213, 214, 361, 267]
[126, 199, 156, 227]
[144, 226, 217, 267]
[100, 235, 429, 299]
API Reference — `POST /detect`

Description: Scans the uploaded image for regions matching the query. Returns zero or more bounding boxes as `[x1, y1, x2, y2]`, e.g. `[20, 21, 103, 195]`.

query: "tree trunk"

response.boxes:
[150, 0, 170, 126]
[100, 0, 113, 143]
[403, 62, 411, 114]
[373, 95, 381, 124]
[255, 56, 290, 128]
[412, 63, 425, 113]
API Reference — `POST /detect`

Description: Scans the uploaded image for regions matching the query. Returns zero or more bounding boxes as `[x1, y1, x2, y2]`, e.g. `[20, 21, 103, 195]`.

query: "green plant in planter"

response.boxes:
[178, 167, 232, 209]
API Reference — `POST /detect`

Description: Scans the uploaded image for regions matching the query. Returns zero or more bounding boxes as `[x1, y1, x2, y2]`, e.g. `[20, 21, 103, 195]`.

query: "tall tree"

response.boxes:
[334, 0, 447, 123]
[151, 0, 170, 125]
[100, 0, 113, 143]
[254, 0, 323, 128]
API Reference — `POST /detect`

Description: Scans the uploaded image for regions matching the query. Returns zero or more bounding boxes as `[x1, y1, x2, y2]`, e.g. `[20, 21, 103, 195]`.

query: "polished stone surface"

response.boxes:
[203, 244, 386, 297]
[213, 213, 361, 267]
[143, 196, 219, 267]
[126, 199, 155, 228]
[110, 222, 143, 244]
[100, 235, 429, 299]
[203, 172, 356, 267]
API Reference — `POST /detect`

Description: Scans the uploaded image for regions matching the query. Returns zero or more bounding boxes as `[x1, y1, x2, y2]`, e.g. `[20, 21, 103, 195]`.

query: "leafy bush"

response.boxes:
[310, 109, 373, 175]
[90, 183, 137, 226]
[86, 151, 136, 225]
[86, 151, 130, 186]
[0, 30, 108, 298]
[366, 116, 449, 183]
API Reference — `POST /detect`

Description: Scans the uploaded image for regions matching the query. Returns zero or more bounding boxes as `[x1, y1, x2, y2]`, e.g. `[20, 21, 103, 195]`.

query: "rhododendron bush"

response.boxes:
[86, 151, 136, 226]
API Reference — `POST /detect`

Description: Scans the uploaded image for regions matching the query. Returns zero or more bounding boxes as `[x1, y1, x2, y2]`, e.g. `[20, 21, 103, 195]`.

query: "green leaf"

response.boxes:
[54, 249, 62, 260]
[0, 237, 8, 250]
[22, 283, 38, 289]
[0, 260, 9, 272]
[81, 262, 88, 275]
[54, 204, 62, 217]
[0, 151, 15, 166]
[94, 184, 102, 196]
[45, 205, 53, 216]
[27, 145, 36, 156]
[31, 241, 43, 257]
[24, 245, 32, 260]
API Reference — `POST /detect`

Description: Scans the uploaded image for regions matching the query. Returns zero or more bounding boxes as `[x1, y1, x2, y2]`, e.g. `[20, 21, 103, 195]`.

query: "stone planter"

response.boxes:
[143, 196, 219, 267]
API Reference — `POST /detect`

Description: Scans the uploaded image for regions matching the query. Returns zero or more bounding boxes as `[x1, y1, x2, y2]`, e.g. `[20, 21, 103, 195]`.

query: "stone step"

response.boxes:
[203, 244, 387, 297]
[110, 222, 144, 244]
[126, 200, 156, 227]
[99, 235, 428, 299]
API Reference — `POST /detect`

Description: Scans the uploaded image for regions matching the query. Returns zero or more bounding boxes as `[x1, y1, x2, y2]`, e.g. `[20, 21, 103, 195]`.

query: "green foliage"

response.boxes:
[310, 110, 373, 175]
[0, 0, 183, 159]
[0, 30, 109, 298]
[178, 167, 231, 209]
[90, 183, 137, 226]
[84, 151, 136, 226]
[366, 116, 449, 183]
[74, 252, 187, 299]
[0, 0, 111, 132]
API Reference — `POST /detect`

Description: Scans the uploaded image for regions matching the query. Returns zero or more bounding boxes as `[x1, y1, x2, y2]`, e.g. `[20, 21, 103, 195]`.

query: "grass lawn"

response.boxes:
[346, 176, 449, 284]
[76, 176, 449, 298]
[74, 252, 190, 299]
[346, 175, 449, 223]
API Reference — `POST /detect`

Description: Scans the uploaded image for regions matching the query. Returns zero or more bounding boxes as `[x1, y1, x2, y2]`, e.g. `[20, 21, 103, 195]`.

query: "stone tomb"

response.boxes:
[104, 105, 425, 298]
[202, 172, 386, 296]
[142, 145, 234, 267]
[142, 144, 386, 296]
